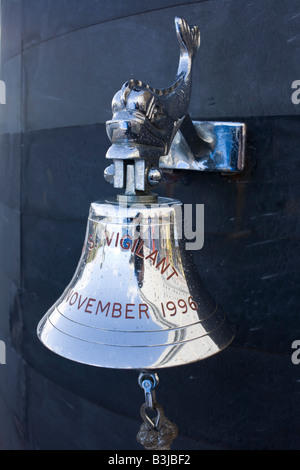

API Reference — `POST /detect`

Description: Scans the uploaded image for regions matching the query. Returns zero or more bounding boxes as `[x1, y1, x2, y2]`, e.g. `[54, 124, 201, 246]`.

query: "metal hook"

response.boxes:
[138, 372, 159, 409]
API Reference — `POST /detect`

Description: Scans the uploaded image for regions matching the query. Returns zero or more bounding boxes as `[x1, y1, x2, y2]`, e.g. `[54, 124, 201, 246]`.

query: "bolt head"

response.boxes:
[148, 168, 162, 186]
[104, 164, 115, 184]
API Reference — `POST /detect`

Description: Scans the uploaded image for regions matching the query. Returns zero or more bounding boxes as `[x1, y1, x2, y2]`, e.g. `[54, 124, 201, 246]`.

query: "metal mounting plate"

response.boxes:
[159, 121, 246, 173]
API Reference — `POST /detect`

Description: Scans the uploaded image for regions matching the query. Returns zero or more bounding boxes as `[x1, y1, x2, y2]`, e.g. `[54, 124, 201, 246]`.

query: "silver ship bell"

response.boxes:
[37, 17, 235, 370]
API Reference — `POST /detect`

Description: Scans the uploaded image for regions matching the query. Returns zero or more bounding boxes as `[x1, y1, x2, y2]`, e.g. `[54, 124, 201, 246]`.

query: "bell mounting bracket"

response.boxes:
[160, 114, 246, 173]
[104, 17, 246, 197]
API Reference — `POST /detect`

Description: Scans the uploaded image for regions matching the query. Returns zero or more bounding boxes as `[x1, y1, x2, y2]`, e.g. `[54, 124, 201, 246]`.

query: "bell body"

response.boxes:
[37, 197, 234, 369]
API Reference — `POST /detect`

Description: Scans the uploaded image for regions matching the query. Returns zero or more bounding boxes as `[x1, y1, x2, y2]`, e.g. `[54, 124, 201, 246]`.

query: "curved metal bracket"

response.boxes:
[160, 117, 246, 173]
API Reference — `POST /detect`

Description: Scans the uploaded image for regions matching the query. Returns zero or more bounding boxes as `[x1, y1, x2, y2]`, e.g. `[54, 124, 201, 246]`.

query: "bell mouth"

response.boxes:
[37, 304, 235, 369]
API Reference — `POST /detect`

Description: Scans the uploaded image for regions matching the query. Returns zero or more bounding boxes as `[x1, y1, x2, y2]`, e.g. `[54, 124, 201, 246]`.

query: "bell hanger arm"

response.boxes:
[104, 16, 246, 198]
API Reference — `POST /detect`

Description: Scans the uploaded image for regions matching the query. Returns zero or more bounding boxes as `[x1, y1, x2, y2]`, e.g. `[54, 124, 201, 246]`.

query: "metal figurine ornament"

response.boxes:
[37, 17, 245, 450]
[105, 16, 201, 188]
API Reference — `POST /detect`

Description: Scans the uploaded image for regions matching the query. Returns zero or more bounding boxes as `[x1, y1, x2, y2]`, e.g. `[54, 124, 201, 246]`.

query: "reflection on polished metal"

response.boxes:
[104, 17, 246, 191]
[161, 120, 246, 173]
[37, 16, 236, 372]
[37, 198, 234, 369]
